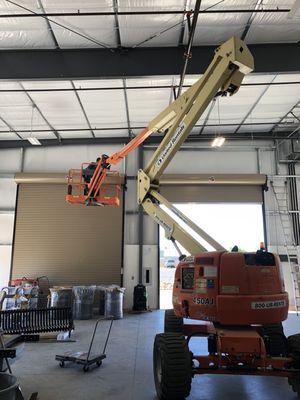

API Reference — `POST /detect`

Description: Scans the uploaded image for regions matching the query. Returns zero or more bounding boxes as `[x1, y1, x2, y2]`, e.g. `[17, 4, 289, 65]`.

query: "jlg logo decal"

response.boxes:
[156, 122, 186, 167]
[193, 297, 214, 306]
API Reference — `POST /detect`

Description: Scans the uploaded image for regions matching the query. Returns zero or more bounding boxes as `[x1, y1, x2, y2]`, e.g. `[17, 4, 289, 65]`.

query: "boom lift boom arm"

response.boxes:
[137, 37, 253, 254]
[66, 37, 254, 255]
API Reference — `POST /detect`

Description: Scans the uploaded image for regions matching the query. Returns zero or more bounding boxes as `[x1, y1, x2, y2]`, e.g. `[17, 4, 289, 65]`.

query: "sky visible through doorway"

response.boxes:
[160, 203, 265, 257]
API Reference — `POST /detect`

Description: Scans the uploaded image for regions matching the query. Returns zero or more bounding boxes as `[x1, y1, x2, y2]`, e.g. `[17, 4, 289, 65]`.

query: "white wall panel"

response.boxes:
[125, 213, 138, 245]
[144, 215, 158, 246]
[23, 144, 124, 173]
[123, 244, 138, 309]
[258, 149, 276, 175]
[0, 149, 21, 172]
[125, 179, 138, 212]
[0, 179, 17, 209]
[0, 214, 14, 244]
[126, 150, 139, 176]
[144, 148, 259, 174]
[123, 244, 159, 310]
[143, 245, 158, 309]
[0, 245, 12, 290]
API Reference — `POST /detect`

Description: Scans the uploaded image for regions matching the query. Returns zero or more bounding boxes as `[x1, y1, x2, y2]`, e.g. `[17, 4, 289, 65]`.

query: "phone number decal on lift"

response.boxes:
[251, 300, 286, 310]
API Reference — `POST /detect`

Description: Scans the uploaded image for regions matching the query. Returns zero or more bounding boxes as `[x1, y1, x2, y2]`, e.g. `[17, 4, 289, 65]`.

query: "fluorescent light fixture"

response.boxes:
[211, 136, 226, 148]
[27, 137, 41, 146]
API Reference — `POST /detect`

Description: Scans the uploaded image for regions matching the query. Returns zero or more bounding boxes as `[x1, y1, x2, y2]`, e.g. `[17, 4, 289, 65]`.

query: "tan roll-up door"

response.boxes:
[11, 178, 124, 286]
[160, 174, 266, 203]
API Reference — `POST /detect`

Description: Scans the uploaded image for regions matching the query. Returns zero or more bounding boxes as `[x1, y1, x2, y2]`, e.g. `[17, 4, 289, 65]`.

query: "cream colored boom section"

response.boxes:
[138, 37, 254, 254]
[150, 190, 226, 251]
[142, 197, 207, 255]
[144, 37, 254, 182]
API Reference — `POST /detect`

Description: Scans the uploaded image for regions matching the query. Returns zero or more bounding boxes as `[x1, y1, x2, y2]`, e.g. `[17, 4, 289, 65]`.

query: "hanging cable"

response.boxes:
[133, 0, 225, 49]
[132, 15, 188, 48]
[177, 0, 202, 97]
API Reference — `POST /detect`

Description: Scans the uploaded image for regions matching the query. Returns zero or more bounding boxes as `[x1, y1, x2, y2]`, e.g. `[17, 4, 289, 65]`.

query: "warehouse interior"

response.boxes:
[0, 1, 299, 399]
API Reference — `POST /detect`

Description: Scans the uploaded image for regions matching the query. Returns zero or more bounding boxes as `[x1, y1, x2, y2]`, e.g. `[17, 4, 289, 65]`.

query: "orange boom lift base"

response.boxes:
[66, 37, 300, 399]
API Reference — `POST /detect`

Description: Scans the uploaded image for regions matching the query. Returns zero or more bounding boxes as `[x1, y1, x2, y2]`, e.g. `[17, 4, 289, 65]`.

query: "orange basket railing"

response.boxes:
[66, 163, 121, 206]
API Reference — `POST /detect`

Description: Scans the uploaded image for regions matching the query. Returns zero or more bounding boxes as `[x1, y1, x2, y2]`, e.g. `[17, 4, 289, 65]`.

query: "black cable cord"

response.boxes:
[5, 0, 114, 51]
[132, 0, 225, 49]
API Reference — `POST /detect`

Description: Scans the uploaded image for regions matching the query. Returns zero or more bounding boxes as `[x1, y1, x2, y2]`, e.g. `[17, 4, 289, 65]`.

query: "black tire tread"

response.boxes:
[288, 333, 300, 367]
[164, 309, 184, 334]
[262, 322, 287, 356]
[153, 333, 192, 400]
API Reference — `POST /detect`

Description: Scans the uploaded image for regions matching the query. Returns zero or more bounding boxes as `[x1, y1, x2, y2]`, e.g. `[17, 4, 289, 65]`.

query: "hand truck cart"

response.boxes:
[55, 318, 113, 372]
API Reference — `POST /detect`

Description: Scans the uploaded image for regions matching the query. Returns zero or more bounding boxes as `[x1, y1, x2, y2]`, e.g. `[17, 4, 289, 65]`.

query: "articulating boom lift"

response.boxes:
[67, 37, 300, 399]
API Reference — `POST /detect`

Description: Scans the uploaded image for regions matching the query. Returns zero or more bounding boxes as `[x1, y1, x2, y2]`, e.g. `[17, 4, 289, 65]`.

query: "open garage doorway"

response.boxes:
[159, 203, 265, 309]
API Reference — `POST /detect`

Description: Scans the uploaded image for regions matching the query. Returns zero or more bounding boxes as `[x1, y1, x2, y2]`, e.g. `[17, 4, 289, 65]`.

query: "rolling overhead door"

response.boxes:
[160, 174, 266, 203]
[11, 174, 124, 286]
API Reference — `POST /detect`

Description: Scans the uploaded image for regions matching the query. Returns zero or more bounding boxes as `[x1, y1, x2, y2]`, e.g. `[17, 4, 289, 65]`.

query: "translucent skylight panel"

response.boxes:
[76, 89, 127, 127]
[127, 88, 170, 126]
[0, 88, 50, 131]
[19, 131, 57, 140]
[206, 85, 268, 125]
[94, 129, 129, 138]
[238, 124, 275, 133]
[185, 12, 251, 45]
[0, 132, 20, 140]
[43, 0, 113, 13]
[118, 1, 187, 12]
[126, 77, 173, 87]
[49, 16, 116, 48]
[73, 79, 123, 89]
[246, 11, 300, 43]
[119, 14, 182, 47]
[22, 89, 89, 130]
[0, 16, 53, 49]
[58, 130, 93, 139]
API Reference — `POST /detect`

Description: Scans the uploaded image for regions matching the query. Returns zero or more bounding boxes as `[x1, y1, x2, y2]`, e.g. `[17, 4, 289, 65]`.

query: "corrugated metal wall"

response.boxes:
[11, 183, 123, 286]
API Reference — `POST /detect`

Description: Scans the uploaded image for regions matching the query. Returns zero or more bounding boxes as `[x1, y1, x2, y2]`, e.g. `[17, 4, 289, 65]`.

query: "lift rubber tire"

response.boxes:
[288, 377, 300, 399]
[153, 333, 192, 400]
[262, 323, 288, 356]
[288, 334, 300, 366]
[164, 309, 184, 334]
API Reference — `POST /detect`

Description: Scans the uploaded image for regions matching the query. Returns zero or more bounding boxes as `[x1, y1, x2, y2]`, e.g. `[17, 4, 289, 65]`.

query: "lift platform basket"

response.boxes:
[66, 165, 121, 206]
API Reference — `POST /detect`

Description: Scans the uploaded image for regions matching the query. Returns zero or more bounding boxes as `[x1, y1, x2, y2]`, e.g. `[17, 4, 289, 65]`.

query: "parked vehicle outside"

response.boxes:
[164, 259, 176, 268]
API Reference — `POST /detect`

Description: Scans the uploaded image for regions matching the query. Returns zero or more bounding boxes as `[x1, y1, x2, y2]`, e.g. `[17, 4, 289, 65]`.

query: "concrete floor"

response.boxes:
[11, 311, 300, 400]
